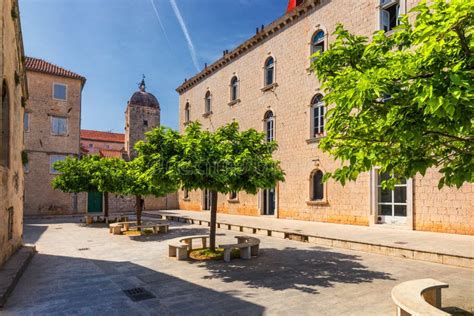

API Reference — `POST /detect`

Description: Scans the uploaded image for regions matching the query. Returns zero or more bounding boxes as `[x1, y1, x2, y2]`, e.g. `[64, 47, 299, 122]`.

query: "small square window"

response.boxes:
[50, 155, 67, 174]
[88, 143, 93, 148]
[53, 83, 67, 100]
[143, 120, 148, 127]
[51, 116, 68, 135]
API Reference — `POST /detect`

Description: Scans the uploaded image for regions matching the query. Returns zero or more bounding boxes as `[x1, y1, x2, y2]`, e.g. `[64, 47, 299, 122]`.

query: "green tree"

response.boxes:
[52, 155, 126, 219]
[167, 122, 285, 251]
[311, 0, 473, 188]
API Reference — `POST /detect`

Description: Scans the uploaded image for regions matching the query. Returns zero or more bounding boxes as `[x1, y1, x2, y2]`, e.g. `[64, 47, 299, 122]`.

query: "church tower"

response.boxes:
[125, 78, 160, 159]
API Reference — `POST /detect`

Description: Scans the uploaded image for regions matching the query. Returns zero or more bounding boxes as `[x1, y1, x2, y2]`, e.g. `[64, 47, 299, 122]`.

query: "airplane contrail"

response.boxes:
[169, 0, 200, 72]
[149, 0, 172, 47]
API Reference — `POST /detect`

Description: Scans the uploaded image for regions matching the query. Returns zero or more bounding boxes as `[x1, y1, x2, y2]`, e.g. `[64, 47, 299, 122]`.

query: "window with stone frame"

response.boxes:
[310, 94, 325, 138]
[264, 110, 274, 142]
[1, 80, 10, 167]
[50, 154, 67, 174]
[310, 170, 324, 201]
[311, 30, 325, 58]
[53, 83, 67, 101]
[51, 116, 68, 136]
[183, 188, 189, 200]
[380, 0, 400, 32]
[204, 91, 212, 114]
[230, 76, 239, 102]
[229, 191, 238, 200]
[264, 57, 275, 86]
[184, 102, 191, 123]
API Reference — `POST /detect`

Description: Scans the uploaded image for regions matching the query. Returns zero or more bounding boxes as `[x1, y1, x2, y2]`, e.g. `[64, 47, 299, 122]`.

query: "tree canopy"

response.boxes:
[311, 0, 473, 188]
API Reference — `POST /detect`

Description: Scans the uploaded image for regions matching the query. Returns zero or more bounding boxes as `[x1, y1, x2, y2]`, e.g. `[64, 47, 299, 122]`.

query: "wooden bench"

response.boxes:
[391, 278, 450, 316]
[168, 235, 210, 261]
[219, 236, 260, 263]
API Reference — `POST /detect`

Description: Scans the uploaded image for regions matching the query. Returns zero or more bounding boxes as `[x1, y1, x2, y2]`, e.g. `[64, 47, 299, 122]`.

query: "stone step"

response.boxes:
[161, 215, 473, 269]
[0, 245, 36, 308]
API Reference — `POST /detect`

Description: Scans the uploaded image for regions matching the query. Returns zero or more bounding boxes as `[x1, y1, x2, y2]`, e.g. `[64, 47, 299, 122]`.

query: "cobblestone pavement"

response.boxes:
[3, 217, 473, 315]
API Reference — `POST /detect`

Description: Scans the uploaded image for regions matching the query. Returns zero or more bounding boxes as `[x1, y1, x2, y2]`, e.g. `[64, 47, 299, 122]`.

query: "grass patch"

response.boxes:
[189, 248, 240, 261]
[123, 229, 154, 236]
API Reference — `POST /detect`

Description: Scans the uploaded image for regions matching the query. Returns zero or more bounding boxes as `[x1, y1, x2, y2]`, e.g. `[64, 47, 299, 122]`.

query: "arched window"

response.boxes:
[311, 170, 324, 201]
[1, 80, 10, 167]
[264, 110, 274, 142]
[264, 57, 275, 86]
[230, 76, 239, 102]
[183, 189, 189, 200]
[204, 91, 212, 114]
[184, 102, 190, 123]
[229, 191, 238, 200]
[311, 30, 325, 57]
[311, 94, 325, 138]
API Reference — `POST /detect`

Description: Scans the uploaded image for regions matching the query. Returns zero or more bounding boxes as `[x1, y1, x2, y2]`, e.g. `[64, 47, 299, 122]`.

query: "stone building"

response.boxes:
[176, 0, 473, 235]
[78, 80, 178, 214]
[23, 57, 86, 216]
[80, 129, 125, 156]
[0, 0, 28, 266]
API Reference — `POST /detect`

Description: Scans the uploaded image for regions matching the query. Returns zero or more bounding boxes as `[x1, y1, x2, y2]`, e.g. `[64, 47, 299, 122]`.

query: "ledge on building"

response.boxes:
[305, 137, 324, 144]
[228, 99, 241, 107]
[261, 83, 278, 92]
[0, 244, 36, 307]
[306, 200, 329, 206]
[202, 111, 213, 118]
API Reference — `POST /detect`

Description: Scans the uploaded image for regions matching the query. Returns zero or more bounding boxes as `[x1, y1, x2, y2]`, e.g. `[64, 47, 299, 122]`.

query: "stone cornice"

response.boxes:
[176, 0, 320, 95]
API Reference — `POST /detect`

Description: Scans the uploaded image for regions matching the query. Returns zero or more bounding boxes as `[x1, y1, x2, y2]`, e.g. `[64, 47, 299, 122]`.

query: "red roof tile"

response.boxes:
[81, 130, 125, 143]
[99, 149, 124, 159]
[25, 57, 86, 82]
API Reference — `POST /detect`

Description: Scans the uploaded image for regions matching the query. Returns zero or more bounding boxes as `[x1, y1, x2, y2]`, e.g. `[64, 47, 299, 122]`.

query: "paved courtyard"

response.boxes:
[3, 217, 473, 315]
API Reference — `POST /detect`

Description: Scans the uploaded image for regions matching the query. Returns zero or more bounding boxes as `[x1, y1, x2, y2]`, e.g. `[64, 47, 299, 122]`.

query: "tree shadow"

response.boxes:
[4, 253, 265, 315]
[197, 246, 395, 294]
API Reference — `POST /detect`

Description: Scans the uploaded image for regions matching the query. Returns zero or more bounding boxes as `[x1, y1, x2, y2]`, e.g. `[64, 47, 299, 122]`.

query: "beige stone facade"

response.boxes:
[176, 0, 473, 235]
[0, 0, 28, 266]
[23, 59, 86, 216]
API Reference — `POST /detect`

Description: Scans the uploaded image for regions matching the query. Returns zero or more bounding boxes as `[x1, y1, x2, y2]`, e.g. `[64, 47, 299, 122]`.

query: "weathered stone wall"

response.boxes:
[24, 71, 84, 216]
[125, 104, 159, 158]
[177, 0, 473, 235]
[0, 0, 27, 266]
[80, 139, 124, 154]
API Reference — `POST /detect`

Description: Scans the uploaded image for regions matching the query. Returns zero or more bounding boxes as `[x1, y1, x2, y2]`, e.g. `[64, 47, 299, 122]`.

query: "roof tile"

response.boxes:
[25, 57, 86, 82]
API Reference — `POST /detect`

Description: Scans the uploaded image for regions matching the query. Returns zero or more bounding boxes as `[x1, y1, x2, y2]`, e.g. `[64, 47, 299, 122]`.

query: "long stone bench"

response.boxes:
[168, 235, 210, 260]
[391, 278, 449, 316]
[219, 236, 260, 263]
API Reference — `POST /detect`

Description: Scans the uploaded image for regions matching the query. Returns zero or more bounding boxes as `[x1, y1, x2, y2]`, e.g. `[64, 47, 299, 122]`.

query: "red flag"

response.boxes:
[286, 0, 296, 13]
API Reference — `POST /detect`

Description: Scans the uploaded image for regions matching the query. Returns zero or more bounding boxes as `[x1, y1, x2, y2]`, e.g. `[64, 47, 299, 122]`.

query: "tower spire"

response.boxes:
[139, 74, 146, 91]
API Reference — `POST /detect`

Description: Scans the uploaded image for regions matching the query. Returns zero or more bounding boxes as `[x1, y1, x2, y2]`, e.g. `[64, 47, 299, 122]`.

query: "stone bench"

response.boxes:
[131, 223, 169, 234]
[109, 221, 137, 234]
[84, 215, 103, 224]
[168, 235, 210, 261]
[391, 278, 449, 316]
[219, 236, 260, 263]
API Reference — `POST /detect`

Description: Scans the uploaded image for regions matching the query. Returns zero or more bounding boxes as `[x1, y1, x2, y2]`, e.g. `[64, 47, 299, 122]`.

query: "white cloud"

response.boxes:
[169, 0, 200, 72]
[149, 0, 171, 47]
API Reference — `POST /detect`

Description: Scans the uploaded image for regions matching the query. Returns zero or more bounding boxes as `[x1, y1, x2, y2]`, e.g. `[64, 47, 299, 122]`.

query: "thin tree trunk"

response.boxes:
[135, 195, 142, 230]
[209, 190, 218, 251]
[104, 192, 109, 220]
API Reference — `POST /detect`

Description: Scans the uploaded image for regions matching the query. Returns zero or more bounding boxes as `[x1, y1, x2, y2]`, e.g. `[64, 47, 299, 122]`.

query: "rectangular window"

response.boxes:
[23, 161, 29, 173]
[51, 116, 68, 135]
[50, 154, 67, 174]
[7, 207, 13, 240]
[377, 172, 408, 218]
[380, 0, 400, 32]
[312, 105, 325, 137]
[24, 112, 29, 132]
[53, 83, 67, 101]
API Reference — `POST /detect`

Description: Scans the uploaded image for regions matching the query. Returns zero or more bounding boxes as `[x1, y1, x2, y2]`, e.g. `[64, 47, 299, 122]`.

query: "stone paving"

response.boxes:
[2, 217, 473, 315]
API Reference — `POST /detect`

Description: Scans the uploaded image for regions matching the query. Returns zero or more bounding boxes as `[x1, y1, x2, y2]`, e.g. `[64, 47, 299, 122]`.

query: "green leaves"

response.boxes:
[311, 0, 473, 189]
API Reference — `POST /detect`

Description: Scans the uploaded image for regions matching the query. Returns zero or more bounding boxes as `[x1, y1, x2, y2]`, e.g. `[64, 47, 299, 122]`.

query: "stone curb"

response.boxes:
[159, 214, 473, 269]
[0, 244, 36, 308]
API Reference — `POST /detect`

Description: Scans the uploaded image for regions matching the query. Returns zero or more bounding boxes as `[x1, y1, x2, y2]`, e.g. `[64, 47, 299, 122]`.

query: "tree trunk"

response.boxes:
[135, 195, 142, 229]
[104, 192, 109, 220]
[209, 190, 218, 251]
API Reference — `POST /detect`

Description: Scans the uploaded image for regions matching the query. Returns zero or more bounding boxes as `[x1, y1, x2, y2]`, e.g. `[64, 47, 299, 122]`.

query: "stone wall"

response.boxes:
[80, 139, 124, 154]
[24, 71, 84, 216]
[177, 0, 473, 235]
[0, 0, 27, 267]
[125, 103, 159, 158]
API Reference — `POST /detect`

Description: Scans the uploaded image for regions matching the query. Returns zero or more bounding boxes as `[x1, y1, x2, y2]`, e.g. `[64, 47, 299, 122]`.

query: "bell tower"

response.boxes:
[124, 77, 160, 159]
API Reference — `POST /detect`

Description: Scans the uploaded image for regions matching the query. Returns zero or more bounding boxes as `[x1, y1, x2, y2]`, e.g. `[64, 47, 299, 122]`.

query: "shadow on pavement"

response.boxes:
[198, 246, 395, 294]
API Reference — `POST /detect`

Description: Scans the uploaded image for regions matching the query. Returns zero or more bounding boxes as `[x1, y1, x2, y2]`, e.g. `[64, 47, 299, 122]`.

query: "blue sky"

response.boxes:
[19, 0, 287, 132]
